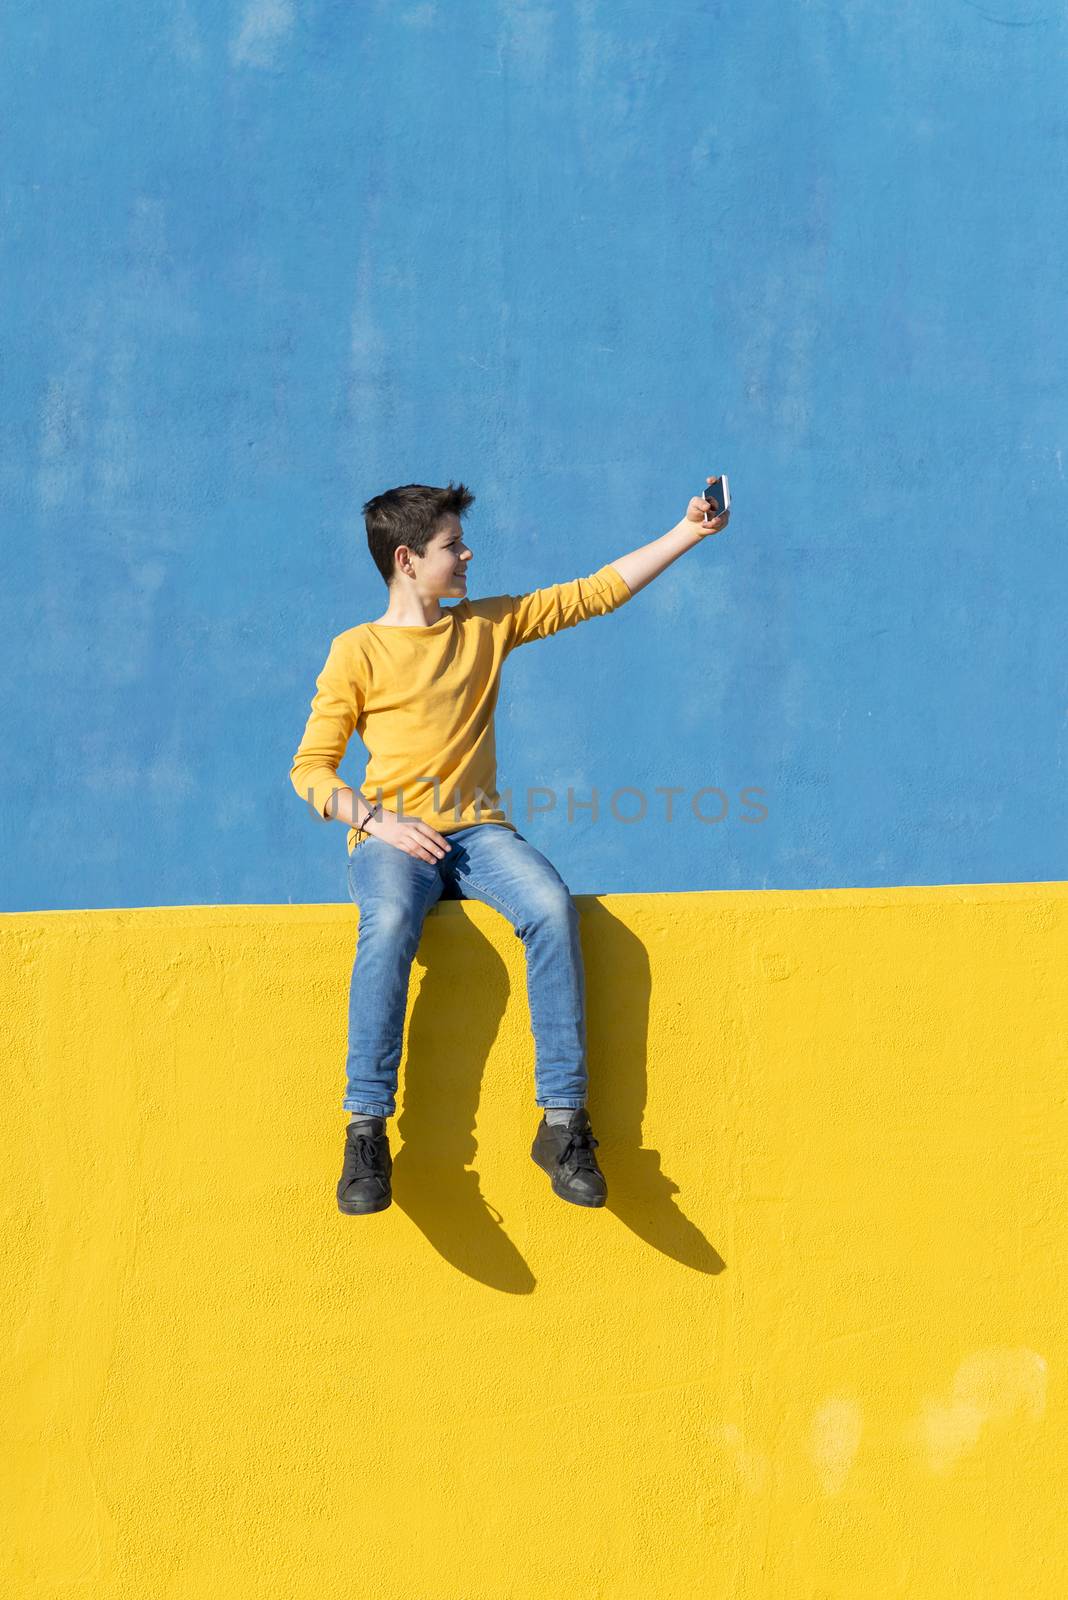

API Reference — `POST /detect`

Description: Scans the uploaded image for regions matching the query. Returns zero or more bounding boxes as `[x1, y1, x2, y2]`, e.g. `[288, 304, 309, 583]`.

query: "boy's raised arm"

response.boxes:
[505, 482, 730, 639]
[608, 482, 730, 598]
[507, 563, 633, 649]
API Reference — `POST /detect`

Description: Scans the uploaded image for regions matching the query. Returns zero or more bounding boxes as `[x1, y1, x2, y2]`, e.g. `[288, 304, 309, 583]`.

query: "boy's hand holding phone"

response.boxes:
[687, 473, 731, 537]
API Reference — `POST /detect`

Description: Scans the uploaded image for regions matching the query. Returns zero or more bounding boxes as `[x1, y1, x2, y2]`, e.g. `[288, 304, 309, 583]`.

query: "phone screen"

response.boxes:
[704, 475, 729, 518]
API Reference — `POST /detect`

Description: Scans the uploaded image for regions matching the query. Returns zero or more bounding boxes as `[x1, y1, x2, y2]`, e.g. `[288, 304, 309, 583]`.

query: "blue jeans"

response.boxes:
[342, 824, 589, 1118]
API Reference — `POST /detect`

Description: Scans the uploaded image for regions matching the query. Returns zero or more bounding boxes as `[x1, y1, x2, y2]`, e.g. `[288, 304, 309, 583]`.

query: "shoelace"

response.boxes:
[346, 1133, 384, 1178]
[558, 1128, 600, 1172]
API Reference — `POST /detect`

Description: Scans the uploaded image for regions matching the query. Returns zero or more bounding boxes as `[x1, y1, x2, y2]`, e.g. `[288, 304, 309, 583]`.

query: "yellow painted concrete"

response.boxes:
[1, 882, 1065, 1598]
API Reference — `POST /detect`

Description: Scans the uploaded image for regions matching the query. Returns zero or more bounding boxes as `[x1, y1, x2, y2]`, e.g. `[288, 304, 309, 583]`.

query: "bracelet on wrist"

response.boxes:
[355, 800, 383, 840]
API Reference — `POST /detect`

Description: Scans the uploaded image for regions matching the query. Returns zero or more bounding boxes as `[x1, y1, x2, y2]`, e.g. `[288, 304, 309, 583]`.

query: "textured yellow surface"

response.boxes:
[2, 883, 1065, 1598]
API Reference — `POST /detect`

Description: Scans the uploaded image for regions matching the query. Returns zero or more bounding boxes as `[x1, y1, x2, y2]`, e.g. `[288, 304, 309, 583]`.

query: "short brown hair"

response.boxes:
[361, 481, 476, 588]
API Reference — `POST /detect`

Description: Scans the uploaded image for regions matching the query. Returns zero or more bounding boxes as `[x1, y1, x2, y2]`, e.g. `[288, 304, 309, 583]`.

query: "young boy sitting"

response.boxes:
[290, 477, 729, 1215]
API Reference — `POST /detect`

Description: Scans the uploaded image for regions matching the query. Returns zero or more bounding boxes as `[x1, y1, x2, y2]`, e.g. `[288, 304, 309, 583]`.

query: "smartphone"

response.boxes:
[702, 474, 730, 522]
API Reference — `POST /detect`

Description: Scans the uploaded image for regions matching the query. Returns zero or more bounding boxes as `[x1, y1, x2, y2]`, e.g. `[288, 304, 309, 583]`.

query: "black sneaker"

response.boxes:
[337, 1117, 392, 1214]
[531, 1108, 607, 1207]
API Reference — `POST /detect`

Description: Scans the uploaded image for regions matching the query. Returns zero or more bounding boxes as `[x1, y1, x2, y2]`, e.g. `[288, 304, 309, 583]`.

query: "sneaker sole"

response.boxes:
[337, 1192, 392, 1215]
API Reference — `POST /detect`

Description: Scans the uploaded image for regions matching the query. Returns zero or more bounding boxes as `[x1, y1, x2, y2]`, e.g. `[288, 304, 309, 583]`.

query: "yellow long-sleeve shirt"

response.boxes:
[289, 562, 634, 857]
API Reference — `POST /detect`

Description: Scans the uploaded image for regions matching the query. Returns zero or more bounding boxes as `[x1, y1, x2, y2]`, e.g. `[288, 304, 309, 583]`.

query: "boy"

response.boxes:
[290, 477, 729, 1216]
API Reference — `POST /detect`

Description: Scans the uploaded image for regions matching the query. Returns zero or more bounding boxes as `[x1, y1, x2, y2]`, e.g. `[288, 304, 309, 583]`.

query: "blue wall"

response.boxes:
[4, 0, 1065, 911]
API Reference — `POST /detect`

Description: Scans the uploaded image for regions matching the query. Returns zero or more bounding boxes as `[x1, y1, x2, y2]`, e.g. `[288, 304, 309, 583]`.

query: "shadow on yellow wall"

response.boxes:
[397, 896, 725, 1285]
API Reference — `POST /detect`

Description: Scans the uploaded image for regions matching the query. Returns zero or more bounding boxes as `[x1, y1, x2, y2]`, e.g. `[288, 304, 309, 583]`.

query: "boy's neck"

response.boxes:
[371, 598, 447, 628]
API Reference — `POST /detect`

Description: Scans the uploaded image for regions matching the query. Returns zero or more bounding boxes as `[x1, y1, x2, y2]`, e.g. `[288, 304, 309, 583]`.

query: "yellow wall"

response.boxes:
[2, 882, 1064, 1598]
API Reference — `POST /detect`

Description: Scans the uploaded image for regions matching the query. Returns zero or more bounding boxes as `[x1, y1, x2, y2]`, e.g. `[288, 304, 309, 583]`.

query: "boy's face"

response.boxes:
[405, 513, 472, 597]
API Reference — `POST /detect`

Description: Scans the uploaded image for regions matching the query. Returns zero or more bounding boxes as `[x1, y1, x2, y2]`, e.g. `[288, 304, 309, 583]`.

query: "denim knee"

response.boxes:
[528, 886, 578, 927]
[356, 900, 417, 941]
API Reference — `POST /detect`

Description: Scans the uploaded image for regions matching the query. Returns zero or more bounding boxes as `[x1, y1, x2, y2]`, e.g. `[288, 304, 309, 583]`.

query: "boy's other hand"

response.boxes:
[686, 475, 731, 536]
[369, 809, 453, 863]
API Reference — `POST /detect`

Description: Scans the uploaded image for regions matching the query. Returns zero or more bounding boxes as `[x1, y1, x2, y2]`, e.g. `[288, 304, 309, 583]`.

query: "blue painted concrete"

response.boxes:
[3, 0, 1066, 910]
